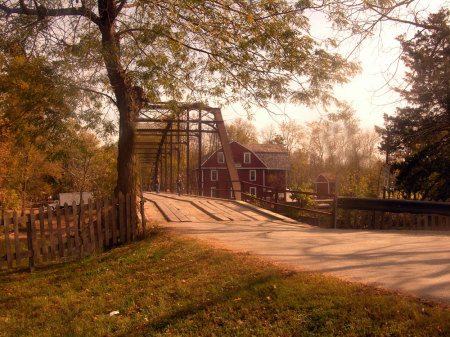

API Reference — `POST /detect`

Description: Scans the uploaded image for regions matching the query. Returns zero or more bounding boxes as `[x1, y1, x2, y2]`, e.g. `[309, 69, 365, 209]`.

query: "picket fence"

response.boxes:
[0, 193, 144, 271]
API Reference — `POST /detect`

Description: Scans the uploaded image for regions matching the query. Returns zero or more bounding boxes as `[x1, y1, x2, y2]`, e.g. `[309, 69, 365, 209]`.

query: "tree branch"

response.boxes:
[75, 86, 118, 106]
[368, 5, 442, 31]
[116, 0, 127, 17]
[0, 3, 101, 26]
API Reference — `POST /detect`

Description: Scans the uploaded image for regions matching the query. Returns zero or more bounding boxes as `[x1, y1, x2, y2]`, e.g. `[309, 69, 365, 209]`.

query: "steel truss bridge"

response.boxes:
[136, 102, 241, 200]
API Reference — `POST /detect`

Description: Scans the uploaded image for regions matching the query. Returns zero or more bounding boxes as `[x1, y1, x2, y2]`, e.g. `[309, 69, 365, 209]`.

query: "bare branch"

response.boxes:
[75, 86, 118, 106]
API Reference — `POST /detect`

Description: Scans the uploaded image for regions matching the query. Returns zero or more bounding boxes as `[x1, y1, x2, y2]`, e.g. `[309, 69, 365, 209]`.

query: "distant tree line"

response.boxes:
[225, 109, 382, 198]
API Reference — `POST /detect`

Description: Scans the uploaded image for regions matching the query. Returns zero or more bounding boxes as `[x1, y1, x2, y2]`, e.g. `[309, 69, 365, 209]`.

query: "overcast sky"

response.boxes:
[222, 0, 448, 132]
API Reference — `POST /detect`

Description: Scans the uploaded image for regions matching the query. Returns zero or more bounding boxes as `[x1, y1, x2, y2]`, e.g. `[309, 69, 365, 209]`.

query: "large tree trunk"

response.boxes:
[116, 98, 138, 197]
[98, 11, 144, 198]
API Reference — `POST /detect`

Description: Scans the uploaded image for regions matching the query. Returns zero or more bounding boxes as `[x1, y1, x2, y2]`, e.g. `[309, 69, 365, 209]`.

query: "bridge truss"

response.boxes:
[136, 102, 241, 200]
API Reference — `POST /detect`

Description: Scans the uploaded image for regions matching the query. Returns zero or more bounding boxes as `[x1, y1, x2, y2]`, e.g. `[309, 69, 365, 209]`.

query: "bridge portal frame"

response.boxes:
[136, 102, 241, 200]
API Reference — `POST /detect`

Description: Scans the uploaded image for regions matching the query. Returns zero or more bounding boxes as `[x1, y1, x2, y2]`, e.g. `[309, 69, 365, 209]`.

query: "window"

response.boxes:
[244, 152, 251, 164]
[211, 170, 218, 181]
[249, 187, 257, 196]
[217, 152, 224, 163]
[231, 188, 234, 199]
[249, 170, 256, 181]
[211, 187, 217, 198]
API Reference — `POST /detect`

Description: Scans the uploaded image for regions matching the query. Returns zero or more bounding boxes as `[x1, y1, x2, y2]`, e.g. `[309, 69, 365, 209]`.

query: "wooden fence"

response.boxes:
[0, 193, 145, 271]
[337, 197, 450, 230]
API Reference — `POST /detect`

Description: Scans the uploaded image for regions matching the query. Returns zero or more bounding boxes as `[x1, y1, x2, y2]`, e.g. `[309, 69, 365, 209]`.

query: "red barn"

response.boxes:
[200, 142, 289, 200]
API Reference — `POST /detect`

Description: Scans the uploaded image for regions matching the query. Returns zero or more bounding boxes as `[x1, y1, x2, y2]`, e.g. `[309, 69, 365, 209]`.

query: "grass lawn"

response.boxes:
[0, 228, 448, 336]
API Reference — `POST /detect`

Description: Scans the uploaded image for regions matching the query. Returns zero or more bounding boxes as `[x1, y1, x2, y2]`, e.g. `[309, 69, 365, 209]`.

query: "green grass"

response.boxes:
[0, 229, 449, 336]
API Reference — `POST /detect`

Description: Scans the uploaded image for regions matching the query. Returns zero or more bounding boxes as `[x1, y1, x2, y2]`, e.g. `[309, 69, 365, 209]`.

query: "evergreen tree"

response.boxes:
[379, 9, 449, 200]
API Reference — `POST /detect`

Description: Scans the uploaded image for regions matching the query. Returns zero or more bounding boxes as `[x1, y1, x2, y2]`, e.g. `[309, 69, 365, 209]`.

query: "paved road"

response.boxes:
[144, 193, 450, 304]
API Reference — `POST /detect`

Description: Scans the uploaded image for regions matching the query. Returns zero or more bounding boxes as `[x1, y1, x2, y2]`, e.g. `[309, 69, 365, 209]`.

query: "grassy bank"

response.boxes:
[0, 229, 448, 336]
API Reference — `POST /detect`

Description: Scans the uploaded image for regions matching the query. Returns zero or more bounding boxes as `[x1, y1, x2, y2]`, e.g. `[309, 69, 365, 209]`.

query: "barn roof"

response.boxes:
[244, 143, 289, 170]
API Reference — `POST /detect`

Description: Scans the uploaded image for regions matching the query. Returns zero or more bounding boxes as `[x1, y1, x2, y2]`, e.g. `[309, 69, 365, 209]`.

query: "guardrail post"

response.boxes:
[333, 194, 338, 229]
[274, 189, 278, 212]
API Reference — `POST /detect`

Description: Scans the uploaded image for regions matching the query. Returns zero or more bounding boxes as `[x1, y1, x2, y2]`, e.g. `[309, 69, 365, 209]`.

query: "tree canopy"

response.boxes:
[0, 0, 418, 195]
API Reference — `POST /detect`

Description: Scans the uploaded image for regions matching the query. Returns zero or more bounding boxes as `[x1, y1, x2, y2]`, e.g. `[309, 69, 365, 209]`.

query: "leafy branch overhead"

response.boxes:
[0, 0, 419, 196]
[0, 0, 362, 108]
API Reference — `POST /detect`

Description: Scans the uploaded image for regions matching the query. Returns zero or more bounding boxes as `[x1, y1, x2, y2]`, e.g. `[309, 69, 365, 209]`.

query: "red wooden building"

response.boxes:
[314, 173, 336, 197]
[200, 142, 289, 200]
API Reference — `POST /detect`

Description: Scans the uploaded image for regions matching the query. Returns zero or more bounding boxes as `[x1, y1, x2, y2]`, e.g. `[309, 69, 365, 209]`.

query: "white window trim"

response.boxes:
[217, 152, 224, 163]
[211, 169, 218, 181]
[211, 187, 217, 198]
[244, 152, 251, 164]
[249, 169, 256, 181]
[249, 186, 257, 196]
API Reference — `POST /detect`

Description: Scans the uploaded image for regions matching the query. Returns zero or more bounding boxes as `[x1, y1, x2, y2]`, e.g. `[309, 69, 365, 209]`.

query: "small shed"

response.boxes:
[314, 173, 335, 197]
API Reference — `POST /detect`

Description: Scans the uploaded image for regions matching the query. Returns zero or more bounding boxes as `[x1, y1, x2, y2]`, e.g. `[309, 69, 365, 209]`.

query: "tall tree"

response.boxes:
[260, 124, 284, 145]
[0, 52, 77, 211]
[378, 9, 449, 200]
[3, 0, 398, 196]
[279, 120, 304, 153]
[226, 118, 258, 144]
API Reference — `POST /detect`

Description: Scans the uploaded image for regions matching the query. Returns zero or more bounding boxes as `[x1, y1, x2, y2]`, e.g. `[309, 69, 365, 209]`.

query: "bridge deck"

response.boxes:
[143, 192, 295, 223]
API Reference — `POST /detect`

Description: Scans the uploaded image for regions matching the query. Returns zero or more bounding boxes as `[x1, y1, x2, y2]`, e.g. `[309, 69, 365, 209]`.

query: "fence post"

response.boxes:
[88, 199, 96, 253]
[27, 210, 36, 272]
[96, 199, 103, 251]
[13, 212, 21, 267]
[333, 194, 338, 229]
[111, 194, 118, 245]
[55, 206, 64, 258]
[131, 195, 136, 241]
[104, 196, 110, 248]
[47, 206, 56, 260]
[38, 206, 47, 262]
[274, 189, 278, 212]
[3, 212, 13, 269]
[140, 198, 146, 238]
[64, 203, 73, 255]
[119, 192, 125, 243]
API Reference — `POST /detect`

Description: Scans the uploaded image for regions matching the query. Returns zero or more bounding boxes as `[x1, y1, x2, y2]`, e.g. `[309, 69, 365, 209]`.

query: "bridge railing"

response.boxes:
[337, 197, 450, 230]
[237, 181, 450, 230]
[240, 181, 335, 227]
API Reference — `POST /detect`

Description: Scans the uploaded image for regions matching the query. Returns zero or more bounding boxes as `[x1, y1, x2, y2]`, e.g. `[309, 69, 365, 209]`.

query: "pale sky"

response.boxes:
[222, 0, 448, 133]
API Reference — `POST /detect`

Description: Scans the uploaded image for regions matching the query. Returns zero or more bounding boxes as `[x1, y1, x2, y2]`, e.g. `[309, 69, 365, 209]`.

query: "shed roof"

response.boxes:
[316, 173, 335, 182]
[244, 143, 289, 170]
